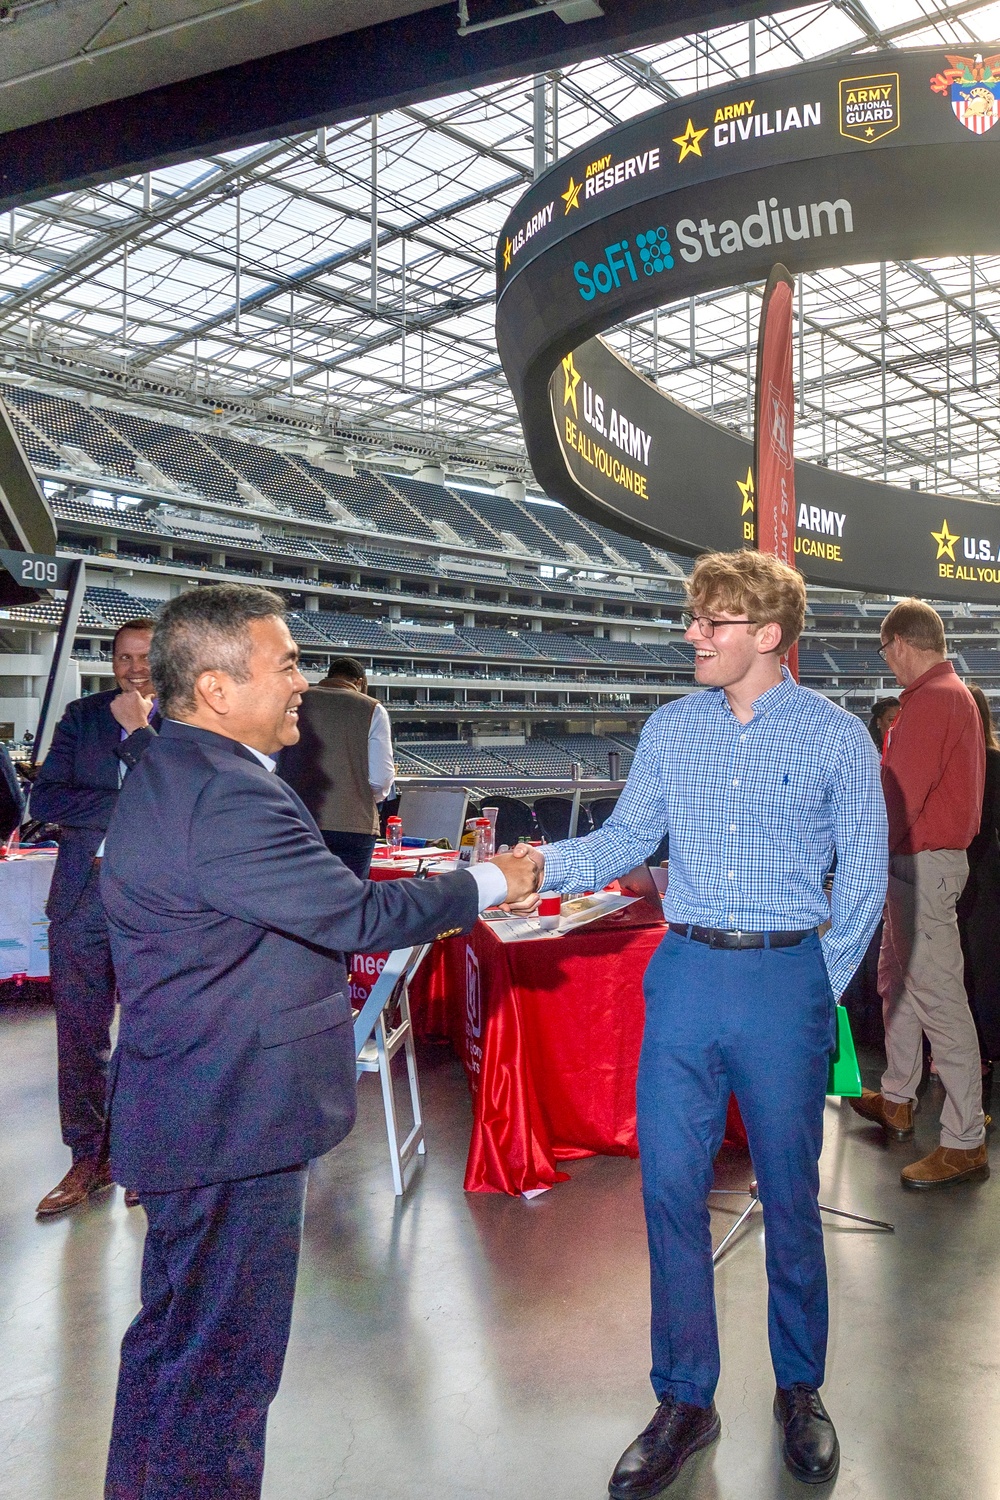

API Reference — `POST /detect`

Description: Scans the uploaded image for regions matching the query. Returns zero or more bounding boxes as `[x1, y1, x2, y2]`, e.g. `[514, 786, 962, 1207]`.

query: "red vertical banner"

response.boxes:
[753, 264, 798, 681]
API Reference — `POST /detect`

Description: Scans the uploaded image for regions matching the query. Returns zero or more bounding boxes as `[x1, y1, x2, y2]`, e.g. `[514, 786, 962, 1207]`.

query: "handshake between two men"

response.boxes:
[489, 841, 545, 913]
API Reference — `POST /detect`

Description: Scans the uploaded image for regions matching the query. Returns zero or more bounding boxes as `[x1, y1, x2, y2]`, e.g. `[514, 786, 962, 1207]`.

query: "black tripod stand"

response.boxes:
[709, 1178, 894, 1263]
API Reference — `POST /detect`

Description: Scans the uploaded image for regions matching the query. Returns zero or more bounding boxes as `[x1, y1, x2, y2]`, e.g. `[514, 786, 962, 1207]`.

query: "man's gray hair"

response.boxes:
[150, 583, 286, 715]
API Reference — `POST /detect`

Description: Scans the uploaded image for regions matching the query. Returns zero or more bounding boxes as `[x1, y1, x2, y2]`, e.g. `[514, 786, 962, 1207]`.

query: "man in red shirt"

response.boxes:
[851, 598, 987, 1188]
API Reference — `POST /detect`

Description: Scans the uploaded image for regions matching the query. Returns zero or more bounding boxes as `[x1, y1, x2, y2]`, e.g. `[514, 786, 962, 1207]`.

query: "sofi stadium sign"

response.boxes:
[495, 48, 1000, 604]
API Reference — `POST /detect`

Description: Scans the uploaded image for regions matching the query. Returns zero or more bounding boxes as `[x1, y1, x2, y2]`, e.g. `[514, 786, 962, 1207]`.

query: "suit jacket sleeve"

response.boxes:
[30, 701, 117, 830]
[117, 725, 156, 770]
[191, 771, 479, 952]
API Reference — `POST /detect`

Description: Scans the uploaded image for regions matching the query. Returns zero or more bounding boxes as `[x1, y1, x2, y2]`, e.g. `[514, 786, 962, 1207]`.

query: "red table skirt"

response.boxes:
[356, 862, 747, 1195]
[410, 905, 747, 1194]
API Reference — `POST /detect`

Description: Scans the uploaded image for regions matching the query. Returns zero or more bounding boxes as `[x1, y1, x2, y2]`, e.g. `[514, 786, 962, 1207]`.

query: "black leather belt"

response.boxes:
[668, 924, 815, 950]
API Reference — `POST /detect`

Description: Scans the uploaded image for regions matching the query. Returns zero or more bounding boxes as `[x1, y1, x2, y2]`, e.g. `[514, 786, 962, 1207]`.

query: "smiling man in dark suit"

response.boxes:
[100, 583, 536, 1500]
[31, 616, 158, 1217]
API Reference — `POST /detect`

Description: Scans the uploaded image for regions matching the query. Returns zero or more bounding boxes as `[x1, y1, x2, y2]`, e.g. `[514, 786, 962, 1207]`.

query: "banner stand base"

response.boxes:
[709, 1178, 894, 1265]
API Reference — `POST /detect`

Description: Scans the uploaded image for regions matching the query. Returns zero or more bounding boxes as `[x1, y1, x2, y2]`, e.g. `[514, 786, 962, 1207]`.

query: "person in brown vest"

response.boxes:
[278, 656, 393, 878]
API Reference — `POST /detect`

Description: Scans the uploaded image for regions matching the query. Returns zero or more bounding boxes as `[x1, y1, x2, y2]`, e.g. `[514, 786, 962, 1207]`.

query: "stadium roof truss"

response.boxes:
[3, 0, 1000, 499]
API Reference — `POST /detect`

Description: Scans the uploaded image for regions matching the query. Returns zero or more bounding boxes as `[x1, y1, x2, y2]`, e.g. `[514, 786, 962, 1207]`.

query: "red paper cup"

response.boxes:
[537, 894, 561, 930]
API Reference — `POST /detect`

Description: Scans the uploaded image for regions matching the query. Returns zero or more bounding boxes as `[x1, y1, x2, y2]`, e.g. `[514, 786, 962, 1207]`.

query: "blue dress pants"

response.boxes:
[48, 865, 117, 1162]
[637, 930, 837, 1409]
[105, 1164, 308, 1500]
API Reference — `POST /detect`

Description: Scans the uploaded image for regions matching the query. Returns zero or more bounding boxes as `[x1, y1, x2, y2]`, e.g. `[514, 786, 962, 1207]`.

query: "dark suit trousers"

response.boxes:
[321, 829, 377, 880]
[48, 863, 116, 1162]
[105, 1164, 308, 1500]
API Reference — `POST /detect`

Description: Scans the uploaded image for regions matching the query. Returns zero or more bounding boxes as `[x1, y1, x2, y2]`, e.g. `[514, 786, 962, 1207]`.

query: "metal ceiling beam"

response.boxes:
[0, 138, 293, 329]
[128, 168, 514, 365]
[0, 0, 793, 212]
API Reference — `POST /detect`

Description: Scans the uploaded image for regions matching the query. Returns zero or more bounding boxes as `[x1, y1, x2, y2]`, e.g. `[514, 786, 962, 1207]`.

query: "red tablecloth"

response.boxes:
[416, 903, 665, 1192]
[356, 859, 747, 1195]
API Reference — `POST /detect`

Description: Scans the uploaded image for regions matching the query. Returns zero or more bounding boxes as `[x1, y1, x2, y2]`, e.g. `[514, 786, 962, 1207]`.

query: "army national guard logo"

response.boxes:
[839, 73, 899, 142]
[930, 52, 1000, 133]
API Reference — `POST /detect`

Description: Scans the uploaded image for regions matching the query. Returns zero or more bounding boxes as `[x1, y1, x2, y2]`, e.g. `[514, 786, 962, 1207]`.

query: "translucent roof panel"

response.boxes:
[2, 0, 1000, 500]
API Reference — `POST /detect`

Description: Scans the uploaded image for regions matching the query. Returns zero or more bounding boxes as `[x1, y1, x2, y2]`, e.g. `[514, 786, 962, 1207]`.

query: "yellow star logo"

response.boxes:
[737, 466, 755, 515]
[502, 237, 513, 271]
[561, 176, 582, 214]
[931, 519, 958, 562]
[562, 351, 581, 416]
[673, 118, 709, 163]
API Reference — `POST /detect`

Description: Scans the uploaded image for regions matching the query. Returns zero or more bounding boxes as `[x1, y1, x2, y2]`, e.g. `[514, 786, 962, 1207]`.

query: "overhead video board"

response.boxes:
[495, 48, 1000, 602]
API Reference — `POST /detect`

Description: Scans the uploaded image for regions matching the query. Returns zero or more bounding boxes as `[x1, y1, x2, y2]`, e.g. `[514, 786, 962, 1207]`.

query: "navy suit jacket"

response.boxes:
[30, 688, 157, 922]
[101, 719, 480, 1192]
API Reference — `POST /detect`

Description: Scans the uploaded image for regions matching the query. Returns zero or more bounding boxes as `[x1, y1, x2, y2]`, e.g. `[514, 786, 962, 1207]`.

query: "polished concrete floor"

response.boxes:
[2, 997, 999, 1500]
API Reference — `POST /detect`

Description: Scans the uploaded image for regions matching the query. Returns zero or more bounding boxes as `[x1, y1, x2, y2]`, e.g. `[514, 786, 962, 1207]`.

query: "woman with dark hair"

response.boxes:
[957, 683, 1000, 1067]
[868, 696, 900, 753]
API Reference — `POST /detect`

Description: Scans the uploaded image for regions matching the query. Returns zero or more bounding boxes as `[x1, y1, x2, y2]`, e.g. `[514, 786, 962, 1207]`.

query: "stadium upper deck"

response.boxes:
[1, 378, 998, 748]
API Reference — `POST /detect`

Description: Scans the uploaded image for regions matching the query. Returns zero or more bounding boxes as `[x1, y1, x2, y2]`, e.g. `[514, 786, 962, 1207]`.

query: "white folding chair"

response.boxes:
[353, 943, 431, 1196]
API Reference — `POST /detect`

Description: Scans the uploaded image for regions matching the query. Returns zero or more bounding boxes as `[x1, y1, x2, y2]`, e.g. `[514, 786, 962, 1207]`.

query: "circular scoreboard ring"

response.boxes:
[495, 47, 1000, 603]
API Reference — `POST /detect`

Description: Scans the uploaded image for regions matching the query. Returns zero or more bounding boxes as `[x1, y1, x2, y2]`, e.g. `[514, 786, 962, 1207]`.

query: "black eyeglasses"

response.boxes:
[877, 641, 892, 660]
[682, 612, 755, 637]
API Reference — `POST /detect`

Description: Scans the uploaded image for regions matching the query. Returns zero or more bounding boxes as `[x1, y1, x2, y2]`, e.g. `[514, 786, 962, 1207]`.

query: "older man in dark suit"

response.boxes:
[100, 583, 536, 1500]
[31, 617, 158, 1217]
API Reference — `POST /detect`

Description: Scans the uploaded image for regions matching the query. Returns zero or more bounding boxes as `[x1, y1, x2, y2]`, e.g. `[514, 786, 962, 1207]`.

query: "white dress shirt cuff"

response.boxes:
[468, 861, 508, 911]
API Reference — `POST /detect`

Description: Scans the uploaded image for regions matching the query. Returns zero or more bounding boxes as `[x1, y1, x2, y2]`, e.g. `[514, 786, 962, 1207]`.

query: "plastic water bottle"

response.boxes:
[475, 817, 494, 862]
[386, 815, 403, 854]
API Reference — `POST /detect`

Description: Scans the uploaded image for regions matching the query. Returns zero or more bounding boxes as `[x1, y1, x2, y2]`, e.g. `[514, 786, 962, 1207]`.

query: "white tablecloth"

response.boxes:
[0, 853, 55, 980]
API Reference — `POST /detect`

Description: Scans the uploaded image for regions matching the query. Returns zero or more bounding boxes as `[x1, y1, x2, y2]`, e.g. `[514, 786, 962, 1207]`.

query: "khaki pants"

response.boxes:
[879, 849, 985, 1149]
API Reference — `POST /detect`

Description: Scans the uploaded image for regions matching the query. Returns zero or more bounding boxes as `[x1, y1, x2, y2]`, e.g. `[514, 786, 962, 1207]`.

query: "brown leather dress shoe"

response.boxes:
[848, 1089, 914, 1140]
[36, 1158, 113, 1218]
[901, 1144, 989, 1189]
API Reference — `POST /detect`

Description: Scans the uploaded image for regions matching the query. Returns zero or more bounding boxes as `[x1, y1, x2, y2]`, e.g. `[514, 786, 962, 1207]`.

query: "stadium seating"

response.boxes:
[452, 488, 565, 559]
[455, 629, 543, 659]
[495, 743, 578, 777]
[811, 601, 863, 617]
[959, 650, 1000, 675]
[310, 613, 405, 650]
[6, 388, 139, 479]
[286, 614, 335, 646]
[14, 376, 1000, 750]
[201, 433, 329, 520]
[797, 650, 835, 677]
[84, 587, 163, 625]
[97, 409, 247, 508]
[589, 640, 661, 667]
[396, 742, 510, 776]
[547, 733, 635, 776]
[529, 633, 601, 662]
[352, 548, 440, 577]
[826, 650, 891, 675]
[583, 518, 660, 570]
[522, 500, 607, 562]
[7, 600, 107, 629]
[3, 403, 65, 469]
[386, 475, 501, 550]
[391, 629, 474, 657]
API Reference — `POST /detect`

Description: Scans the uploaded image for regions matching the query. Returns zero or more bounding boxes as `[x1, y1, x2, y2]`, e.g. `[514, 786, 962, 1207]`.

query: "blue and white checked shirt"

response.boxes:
[541, 670, 888, 998]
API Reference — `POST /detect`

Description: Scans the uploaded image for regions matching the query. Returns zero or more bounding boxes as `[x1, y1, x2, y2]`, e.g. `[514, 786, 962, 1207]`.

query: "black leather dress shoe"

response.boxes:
[608, 1396, 720, 1499]
[773, 1385, 839, 1484]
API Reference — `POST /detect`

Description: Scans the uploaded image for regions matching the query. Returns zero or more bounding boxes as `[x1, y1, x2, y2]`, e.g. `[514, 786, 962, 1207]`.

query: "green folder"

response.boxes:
[827, 1005, 863, 1097]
